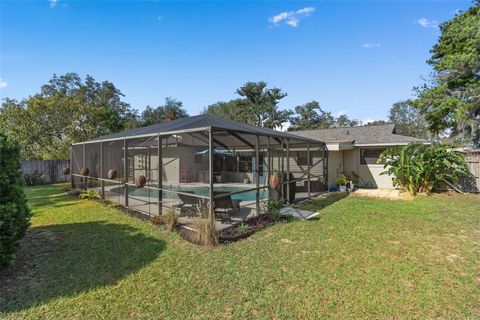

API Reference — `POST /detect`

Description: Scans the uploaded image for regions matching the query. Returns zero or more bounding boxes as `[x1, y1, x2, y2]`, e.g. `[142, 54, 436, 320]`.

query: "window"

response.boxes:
[296, 151, 312, 166]
[360, 149, 385, 165]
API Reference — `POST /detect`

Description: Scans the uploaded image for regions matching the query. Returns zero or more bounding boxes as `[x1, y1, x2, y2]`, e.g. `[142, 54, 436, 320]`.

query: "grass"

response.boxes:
[1, 184, 479, 319]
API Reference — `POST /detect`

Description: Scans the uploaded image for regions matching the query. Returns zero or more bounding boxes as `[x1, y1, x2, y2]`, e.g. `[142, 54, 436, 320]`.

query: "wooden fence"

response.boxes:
[459, 150, 480, 193]
[21, 160, 70, 184]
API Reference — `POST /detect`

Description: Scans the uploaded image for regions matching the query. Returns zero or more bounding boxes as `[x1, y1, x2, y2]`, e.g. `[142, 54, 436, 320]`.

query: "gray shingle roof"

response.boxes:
[291, 124, 424, 145]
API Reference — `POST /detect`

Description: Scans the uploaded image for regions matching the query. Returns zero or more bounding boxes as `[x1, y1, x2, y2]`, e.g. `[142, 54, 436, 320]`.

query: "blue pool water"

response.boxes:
[111, 185, 267, 202]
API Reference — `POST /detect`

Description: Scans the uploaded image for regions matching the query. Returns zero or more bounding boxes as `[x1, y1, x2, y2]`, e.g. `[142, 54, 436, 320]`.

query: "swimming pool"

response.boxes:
[110, 185, 267, 202]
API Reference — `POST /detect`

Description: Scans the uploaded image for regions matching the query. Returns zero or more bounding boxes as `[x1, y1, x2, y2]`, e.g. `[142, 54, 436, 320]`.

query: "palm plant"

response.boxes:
[378, 142, 470, 194]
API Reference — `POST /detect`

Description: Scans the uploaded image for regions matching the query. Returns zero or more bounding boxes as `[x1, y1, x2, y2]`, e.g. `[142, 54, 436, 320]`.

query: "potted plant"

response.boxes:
[335, 175, 348, 192]
[348, 171, 361, 191]
[108, 168, 118, 179]
[268, 170, 282, 190]
[134, 175, 147, 188]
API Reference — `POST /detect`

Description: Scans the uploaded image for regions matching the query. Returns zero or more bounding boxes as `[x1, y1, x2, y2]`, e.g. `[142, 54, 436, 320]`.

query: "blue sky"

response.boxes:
[0, 0, 472, 123]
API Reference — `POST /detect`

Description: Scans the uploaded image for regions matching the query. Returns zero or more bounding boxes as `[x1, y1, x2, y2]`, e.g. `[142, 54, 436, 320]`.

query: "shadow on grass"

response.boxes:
[0, 221, 165, 314]
[299, 193, 349, 221]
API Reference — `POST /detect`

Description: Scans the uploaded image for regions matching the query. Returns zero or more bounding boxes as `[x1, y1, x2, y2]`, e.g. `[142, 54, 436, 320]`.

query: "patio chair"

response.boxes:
[213, 191, 241, 221]
[177, 191, 202, 217]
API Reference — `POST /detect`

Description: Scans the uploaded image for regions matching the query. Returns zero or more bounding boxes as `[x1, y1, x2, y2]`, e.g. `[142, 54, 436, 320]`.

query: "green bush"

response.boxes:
[335, 175, 348, 186]
[263, 199, 285, 220]
[379, 142, 470, 194]
[79, 189, 100, 200]
[23, 170, 45, 186]
[237, 223, 250, 234]
[0, 134, 32, 268]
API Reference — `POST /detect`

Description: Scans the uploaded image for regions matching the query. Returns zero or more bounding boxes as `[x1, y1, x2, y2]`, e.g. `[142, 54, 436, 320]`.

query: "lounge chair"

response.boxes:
[213, 191, 241, 221]
[177, 191, 202, 217]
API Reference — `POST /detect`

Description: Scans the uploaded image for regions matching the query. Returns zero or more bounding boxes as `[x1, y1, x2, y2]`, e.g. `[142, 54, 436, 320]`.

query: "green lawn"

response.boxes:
[1, 184, 479, 319]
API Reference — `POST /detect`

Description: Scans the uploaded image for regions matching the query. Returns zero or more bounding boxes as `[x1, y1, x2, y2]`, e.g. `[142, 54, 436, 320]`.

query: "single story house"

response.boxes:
[292, 124, 427, 189]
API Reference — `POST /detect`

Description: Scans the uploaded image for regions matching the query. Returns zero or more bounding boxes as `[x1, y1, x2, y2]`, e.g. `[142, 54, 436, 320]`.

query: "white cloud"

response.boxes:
[296, 7, 315, 15]
[271, 12, 289, 24]
[0, 79, 7, 89]
[269, 7, 315, 28]
[285, 17, 300, 28]
[49, 0, 57, 8]
[362, 43, 381, 48]
[416, 18, 438, 28]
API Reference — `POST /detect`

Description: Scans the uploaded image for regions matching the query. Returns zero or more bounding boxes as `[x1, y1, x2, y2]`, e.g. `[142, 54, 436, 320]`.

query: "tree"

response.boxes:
[288, 101, 360, 131]
[413, 3, 480, 146]
[204, 99, 246, 122]
[236, 81, 291, 129]
[0, 73, 139, 159]
[334, 114, 361, 128]
[289, 101, 333, 131]
[204, 81, 291, 129]
[388, 100, 429, 138]
[0, 134, 32, 268]
[141, 97, 188, 126]
[365, 120, 390, 126]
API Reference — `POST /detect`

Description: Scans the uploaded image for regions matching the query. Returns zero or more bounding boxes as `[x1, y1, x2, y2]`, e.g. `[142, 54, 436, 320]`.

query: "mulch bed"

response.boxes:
[218, 215, 294, 243]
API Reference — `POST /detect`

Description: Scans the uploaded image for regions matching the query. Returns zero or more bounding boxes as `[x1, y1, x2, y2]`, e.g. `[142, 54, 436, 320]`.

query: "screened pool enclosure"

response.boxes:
[71, 115, 327, 228]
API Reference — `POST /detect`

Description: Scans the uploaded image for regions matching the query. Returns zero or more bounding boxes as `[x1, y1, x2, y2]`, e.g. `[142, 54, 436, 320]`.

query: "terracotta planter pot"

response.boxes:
[107, 169, 118, 180]
[134, 175, 147, 188]
[80, 168, 89, 176]
[63, 167, 70, 175]
[269, 175, 282, 190]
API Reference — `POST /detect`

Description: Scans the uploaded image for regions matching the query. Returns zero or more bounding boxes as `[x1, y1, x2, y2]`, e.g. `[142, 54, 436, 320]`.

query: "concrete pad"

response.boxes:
[279, 206, 318, 220]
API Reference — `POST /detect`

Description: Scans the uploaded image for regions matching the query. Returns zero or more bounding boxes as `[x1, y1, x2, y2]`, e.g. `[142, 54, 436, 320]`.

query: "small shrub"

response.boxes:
[162, 208, 179, 231]
[151, 208, 178, 231]
[151, 215, 163, 225]
[335, 175, 348, 186]
[237, 223, 250, 234]
[263, 199, 285, 221]
[79, 189, 100, 200]
[23, 170, 45, 186]
[0, 134, 32, 268]
[193, 203, 217, 246]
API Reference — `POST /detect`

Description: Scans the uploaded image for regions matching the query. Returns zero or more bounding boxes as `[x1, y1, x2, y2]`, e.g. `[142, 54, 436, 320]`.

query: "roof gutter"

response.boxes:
[354, 141, 430, 147]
